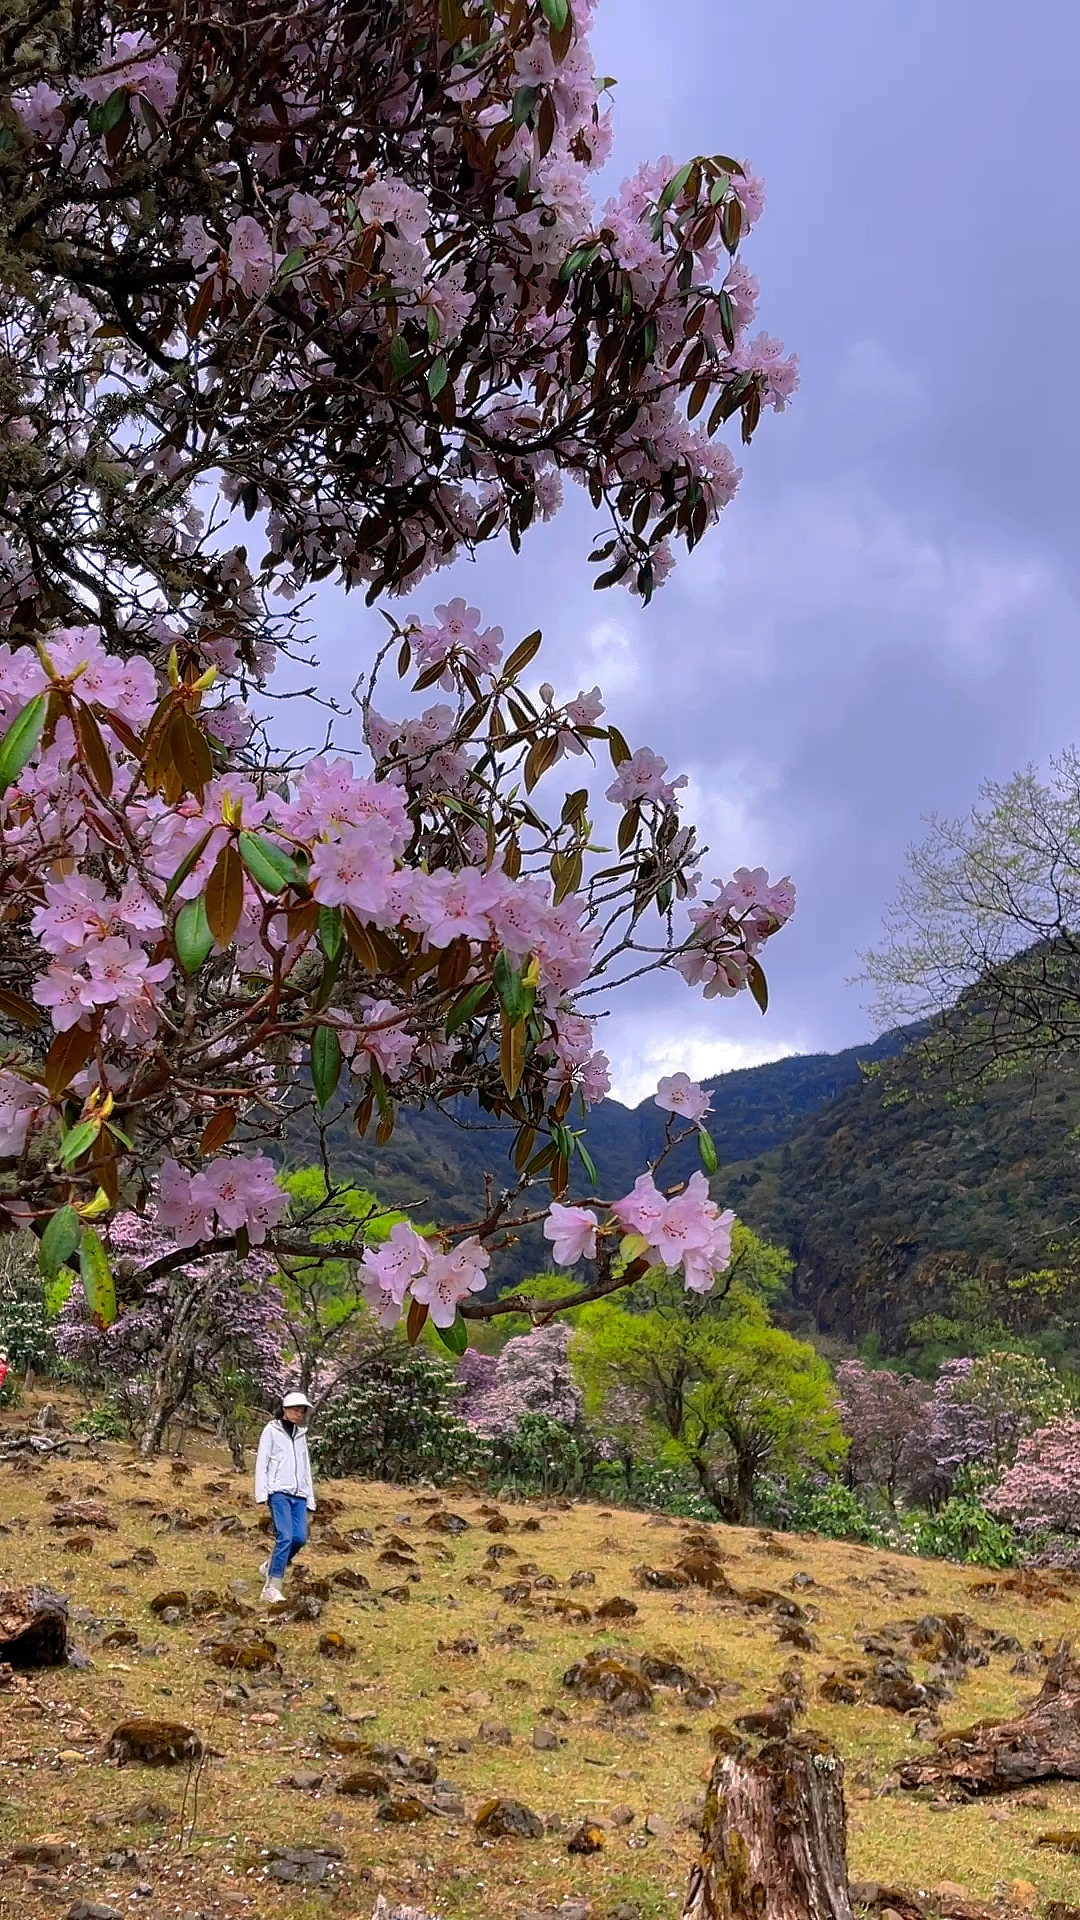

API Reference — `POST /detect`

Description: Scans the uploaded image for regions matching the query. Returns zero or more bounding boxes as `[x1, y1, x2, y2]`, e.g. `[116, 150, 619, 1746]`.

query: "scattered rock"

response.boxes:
[207, 1635, 278, 1671]
[569, 1570, 596, 1588]
[475, 1797, 544, 1839]
[378, 1790, 431, 1822]
[279, 1771, 324, 1791]
[1009, 1883, 1039, 1908]
[317, 1632, 355, 1660]
[644, 1812, 670, 1838]
[0, 1586, 69, 1669]
[595, 1596, 637, 1620]
[633, 1564, 689, 1591]
[532, 1726, 559, 1750]
[51, 1501, 115, 1532]
[330, 1568, 370, 1591]
[562, 1654, 652, 1714]
[479, 1720, 513, 1746]
[567, 1821, 605, 1854]
[337, 1768, 391, 1797]
[106, 1719, 201, 1766]
[265, 1844, 343, 1886]
[11, 1841, 79, 1865]
[66, 1903, 122, 1920]
[149, 1590, 189, 1616]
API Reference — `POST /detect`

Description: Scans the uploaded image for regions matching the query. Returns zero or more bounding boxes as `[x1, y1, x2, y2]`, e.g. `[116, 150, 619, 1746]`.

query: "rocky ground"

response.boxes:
[3, 1402, 1080, 1920]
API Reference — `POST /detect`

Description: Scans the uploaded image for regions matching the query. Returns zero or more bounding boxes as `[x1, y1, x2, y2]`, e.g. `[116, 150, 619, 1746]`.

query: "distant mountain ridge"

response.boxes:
[288, 1024, 916, 1291]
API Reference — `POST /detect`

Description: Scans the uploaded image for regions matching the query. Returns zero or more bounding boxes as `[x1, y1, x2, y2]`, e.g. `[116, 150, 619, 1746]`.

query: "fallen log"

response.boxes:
[682, 1729, 854, 1920]
[898, 1637, 1080, 1796]
[0, 1585, 69, 1668]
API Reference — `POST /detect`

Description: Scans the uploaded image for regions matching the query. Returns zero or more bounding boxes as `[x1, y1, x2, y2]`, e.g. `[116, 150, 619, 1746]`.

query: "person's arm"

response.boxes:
[254, 1424, 272, 1505]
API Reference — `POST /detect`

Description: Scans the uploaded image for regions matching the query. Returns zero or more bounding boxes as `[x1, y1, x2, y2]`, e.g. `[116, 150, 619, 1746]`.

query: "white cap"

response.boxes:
[282, 1390, 312, 1409]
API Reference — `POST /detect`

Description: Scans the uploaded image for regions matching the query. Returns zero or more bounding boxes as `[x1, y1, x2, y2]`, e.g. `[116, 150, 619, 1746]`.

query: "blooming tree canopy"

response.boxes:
[0, 0, 798, 1353]
[1, 0, 795, 648]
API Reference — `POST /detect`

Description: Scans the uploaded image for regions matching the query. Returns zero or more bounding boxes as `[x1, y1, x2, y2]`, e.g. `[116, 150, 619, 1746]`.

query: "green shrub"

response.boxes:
[312, 1346, 489, 1484]
[901, 1495, 1018, 1567]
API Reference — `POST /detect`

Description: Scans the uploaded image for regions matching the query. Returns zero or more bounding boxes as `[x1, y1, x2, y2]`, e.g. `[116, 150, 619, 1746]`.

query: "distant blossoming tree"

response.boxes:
[929, 1351, 1070, 1486]
[834, 1360, 935, 1509]
[455, 1321, 582, 1434]
[989, 1416, 1080, 1535]
[55, 1208, 285, 1458]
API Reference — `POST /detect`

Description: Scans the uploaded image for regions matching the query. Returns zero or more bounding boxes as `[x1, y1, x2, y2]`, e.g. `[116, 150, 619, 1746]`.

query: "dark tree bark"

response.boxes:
[0, 1586, 69, 1668]
[683, 1731, 854, 1920]
[898, 1638, 1080, 1796]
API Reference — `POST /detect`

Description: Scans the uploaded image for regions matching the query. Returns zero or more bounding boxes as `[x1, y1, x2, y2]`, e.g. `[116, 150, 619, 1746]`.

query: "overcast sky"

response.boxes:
[315, 0, 1080, 1104]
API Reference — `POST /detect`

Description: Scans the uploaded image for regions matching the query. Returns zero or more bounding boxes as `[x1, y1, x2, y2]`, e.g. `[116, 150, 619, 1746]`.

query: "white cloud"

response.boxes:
[607, 1026, 798, 1108]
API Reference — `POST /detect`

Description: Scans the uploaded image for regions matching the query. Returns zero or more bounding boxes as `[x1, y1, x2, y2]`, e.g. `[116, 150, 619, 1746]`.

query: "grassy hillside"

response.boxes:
[283, 1029, 915, 1293]
[728, 1051, 1080, 1358]
[4, 1402, 1080, 1920]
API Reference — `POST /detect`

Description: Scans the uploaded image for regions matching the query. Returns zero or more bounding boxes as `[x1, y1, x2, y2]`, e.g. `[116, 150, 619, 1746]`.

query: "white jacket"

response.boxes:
[254, 1419, 316, 1510]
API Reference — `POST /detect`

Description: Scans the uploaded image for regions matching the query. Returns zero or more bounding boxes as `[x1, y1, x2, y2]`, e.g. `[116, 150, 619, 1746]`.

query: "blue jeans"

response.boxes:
[268, 1492, 309, 1582]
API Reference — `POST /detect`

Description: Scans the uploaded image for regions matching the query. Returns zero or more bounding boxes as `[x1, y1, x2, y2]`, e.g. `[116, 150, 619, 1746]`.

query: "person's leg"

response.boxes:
[267, 1492, 294, 1584]
[286, 1495, 308, 1565]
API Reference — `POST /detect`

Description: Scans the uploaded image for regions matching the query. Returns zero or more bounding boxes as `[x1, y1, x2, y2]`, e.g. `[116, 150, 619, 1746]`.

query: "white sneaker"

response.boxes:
[260, 1582, 284, 1604]
[258, 1560, 270, 1578]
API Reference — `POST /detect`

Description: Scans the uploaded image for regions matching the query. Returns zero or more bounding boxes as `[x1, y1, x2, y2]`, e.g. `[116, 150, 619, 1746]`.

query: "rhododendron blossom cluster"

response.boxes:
[1, 0, 795, 659]
[0, 599, 789, 1340]
[0, 0, 799, 1352]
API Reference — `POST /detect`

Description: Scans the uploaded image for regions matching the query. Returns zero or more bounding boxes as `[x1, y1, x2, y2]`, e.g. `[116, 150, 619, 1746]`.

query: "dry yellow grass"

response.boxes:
[2, 1404, 1080, 1920]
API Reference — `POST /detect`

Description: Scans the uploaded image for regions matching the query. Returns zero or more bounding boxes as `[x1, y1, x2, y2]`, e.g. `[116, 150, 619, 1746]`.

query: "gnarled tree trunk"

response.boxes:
[683, 1731, 854, 1920]
[898, 1637, 1080, 1796]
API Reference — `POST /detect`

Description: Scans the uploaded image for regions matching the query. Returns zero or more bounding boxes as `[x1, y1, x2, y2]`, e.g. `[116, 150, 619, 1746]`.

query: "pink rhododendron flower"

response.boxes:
[605, 746, 687, 809]
[611, 1172, 667, 1239]
[360, 1221, 428, 1325]
[351, 999, 416, 1082]
[0, 1073, 47, 1157]
[228, 216, 274, 299]
[543, 1202, 598, 1267]
[308, 830, 394, 919]
[410, 1236, 490, 1326]
[654, 1073, 712, 1125]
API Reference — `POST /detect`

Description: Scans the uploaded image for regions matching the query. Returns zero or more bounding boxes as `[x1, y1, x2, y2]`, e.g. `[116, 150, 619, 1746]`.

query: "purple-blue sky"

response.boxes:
[315, 0, 1080, 1102]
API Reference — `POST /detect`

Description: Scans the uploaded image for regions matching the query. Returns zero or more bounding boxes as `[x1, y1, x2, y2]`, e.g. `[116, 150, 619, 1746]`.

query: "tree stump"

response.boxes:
[898, 1638, 1080, 1796]
[0, 1586, 69, 1668]
[683, 1731, 854, 1920]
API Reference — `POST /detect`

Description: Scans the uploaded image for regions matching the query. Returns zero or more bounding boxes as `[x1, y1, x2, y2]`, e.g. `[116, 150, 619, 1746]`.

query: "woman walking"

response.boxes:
[255, 1390, 316, 1603]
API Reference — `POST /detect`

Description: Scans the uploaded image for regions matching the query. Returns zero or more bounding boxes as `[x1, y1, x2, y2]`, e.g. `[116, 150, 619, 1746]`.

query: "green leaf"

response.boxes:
[100, 86, 129, 132]
[318, 905, 343, 963]
[619, 1232, 650, 1264]
[493, 949, 533, 1025]
[435, 1311, 469, 1357]
[389, 333, 412, 380]
[427, 355, 449, 398]
[39, 1205, 81, 1280]
[238, 830, 303, 894]
[79, 1226, 117, 1327]
[276, 247, 306, 282]
[576, 1140, 598, 1186]
[175, 895, 214, 974]
[746, 954, 769, 1015]
[512, 84, 538, 129]
[0, 693, 46, 794]
[698, 1128, 718, 1175]
[311, 1024, 342, 1109]
[445, 979, 492, 1039]
[59, 1117, 101, 1171]
[539, 0, 569, 24]
[658, 160, 694, 212]
[164, 826, 215, 902]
